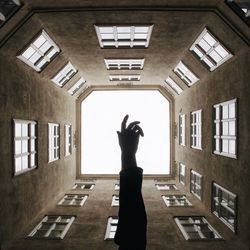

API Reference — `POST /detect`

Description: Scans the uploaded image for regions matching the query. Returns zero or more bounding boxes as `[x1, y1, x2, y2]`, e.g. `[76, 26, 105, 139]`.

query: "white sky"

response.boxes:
[81, 90, 170, 175]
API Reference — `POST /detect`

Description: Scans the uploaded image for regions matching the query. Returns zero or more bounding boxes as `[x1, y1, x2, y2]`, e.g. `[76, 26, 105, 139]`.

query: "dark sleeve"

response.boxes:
[114, 167, 147, 247]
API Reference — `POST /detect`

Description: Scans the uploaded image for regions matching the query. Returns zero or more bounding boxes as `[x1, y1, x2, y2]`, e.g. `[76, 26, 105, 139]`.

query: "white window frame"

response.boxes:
[65, 124, 72, 156]
[190, 170, 203, 200]
[13, 119, 37, 175]
[213, 99, 237, 159]
[28, 215, 75, 239]
[179, 162, 186, 185]
[174, 61, 199, 86]
[52, 62, 77, 87]
[104, 58, 144, 69]
[190, 28, 233, 71]
[162, 195, 192, 207]
[179, 114, 185, 146]
[104, 217, 119, 240]
[174, 216, 222, 240]
[155, 184, 178, 191]
[212, 182, 237, 232]
[95, 25, 154, 48]
[72, 183, 95, 190]
[111, 195, 119, 207]
[191, 110, 202, 150]
[114, 184, 120, 190]
[109, 74, 140, 81]
[165, 77, 183, 95]
[17, 30, 60, 72]
[48, 123, 60, 163]
[67, 77, 86, 95]
[58, 194, 88, 206]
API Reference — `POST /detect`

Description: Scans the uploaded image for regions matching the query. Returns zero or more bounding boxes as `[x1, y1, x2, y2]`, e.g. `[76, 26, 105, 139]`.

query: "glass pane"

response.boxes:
[46, 48, 57, 59]
[29, 52, 41, 64]
[229, 121, 235, 135]
[215, 44, 228, 58]
[117, 27, 131, 33]
[118, 41, 131, 46]
[204, 32, 216, 46]
[31, 139, 35, 151]
[22, 140, 28, 153]
[198, 39, 211, 52]
[22, 123, 28, 136]
[30, 124, 35, 136]
[222, 122, 229, 135]
[36, 58, 47, 68]
[15, 140, 21, 154]
[40, 41, 51, 53]
[193, 47, 203, 58]
[229, 140, 236, 154]
[33, 35, 46, 48]
[101, 33, 115, 39]
[134, 33, 148, 39]
[109, 231, 116, 239]
[30, 153, 35, 167]
[222, 105, 229, 119]
[222, 139, 229, 153]
[229, 103, 235, 118]
[215, 107, 220, 120]
[203, 57, 214, 68]
[133, 41, 146, 46]
[117, 33, 131, 39]
[15, 157, 22, 172]
[22, 155, 28, 169]
[49, 230, 62, 238]
[209, 50, 222, 63]
[15, 123, 22, 137]
[216, 123, 220, 135]
[215, 139, 220, 151]
[22, 47, 36, 59]
[99, 27, 113, 33]
[134, 26, 149, 33]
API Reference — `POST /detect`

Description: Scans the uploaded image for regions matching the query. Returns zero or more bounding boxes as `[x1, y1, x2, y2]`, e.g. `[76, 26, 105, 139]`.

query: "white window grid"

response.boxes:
[28, 215, 75, 239]
[191, 110, 202, 150]
[67, 77, 86, 95]
[0, 0, 21, 27]
[104, 217, 118, 240]
[48, 123, 59, 163]
[104, 59, 145, 69]
[111, 195, 119, 207]
[179, 162, 186, 185]
[95, 25, 153, 48]
[52, 62, 77, 87]
[17, 30, 60, 72]
[174, 216, 222, 240]
[114, 184, 120, 190]
[190, 28, 233, 71]
[190, 170, 203, 200]
[14, 119, 37, 175]
[58, 194, 88, 206]
[213, 99, 237, 159]
[155, 184, 178, 191]
[165, 77, 183, 95]
[162, 195, 192, 207]
[109, 74, 140, 81]
[212, 182, 237, 232]
[174, 61, 199, 86]
[72, 183, 95, 190]
[65, 125, 72, 156]
[179, 114, 185, 146]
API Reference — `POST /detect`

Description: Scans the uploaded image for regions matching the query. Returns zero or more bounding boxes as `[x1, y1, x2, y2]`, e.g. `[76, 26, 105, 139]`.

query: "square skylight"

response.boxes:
[104, 59, 145, 69]
[17, 30, 60, 72]
[67, 77, 86, 95]
[52, 62, 77, 87]
[0, 0, 21, 27]
[109, 74, 140, 81]
[174, 61, 199, 86]
[190, 28, 233, 71]
[95, 25, 153, 48]
[165, 77, 183, 95]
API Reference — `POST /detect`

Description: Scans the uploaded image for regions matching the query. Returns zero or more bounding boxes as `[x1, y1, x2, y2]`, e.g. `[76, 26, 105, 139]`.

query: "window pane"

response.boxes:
[22, 140, 28, 153]
[222, 105, 229, 119]
[209, 50, 222, 63]
[229, 103, 235, 118]
[222, 139, 229, 153]
[47, 48, 57, 59]
[22, 123, 28, 137]
[215, 45, 228, 58]
[204, 33, 216, 46]
[15, 123, 22, 137]
[229, 121, 235, 135]
[31, 139, 35, 151]
[15, 157, 22, 172]
[222, 122, 229, 135]
[33, 35, 46, 48]
[198, 39, 211, 52]
[40, 41, 51, 53]
[29, 52, 41, 64]
[22, 47, 36, 59]
[30, 124, 35, 136]
[229, 140, 236, 154]
[15, 140, 22, 154]
[22, 155, 28, 170]
[30, 153, 35, 167]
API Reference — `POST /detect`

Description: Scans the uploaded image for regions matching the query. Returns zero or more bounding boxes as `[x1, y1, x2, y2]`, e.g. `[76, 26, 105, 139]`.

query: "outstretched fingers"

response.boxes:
[127, 121, 140, 131]
[121, 115, 129, 132]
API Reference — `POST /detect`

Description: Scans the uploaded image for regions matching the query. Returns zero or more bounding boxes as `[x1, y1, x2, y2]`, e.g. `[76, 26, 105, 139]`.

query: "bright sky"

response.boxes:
[81, 90, 170, 175]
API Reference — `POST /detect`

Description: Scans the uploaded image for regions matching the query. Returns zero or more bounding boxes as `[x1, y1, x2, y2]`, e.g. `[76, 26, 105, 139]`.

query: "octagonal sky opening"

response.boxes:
[81, 90, 170, 175]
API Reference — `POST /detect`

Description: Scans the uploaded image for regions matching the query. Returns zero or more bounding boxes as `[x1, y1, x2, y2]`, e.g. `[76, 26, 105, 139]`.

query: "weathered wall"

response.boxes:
[0, 16, 76, 248]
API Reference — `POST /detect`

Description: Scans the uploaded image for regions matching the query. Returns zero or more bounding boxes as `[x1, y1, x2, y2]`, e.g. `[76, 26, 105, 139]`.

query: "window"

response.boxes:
[165, 77, 183, 95]
[104, 217, 118, 240]
[72, 183, 95, 190]
[111, 195, 119, 207]
[213, 99, 237, 158]
[28, 215, 75, 239]
[179, 163, 185, 185]
[191, 110, 202, 150]
[67, 77, 86, 95]
[190, 28, 233, 71]
[48, 123, 59, 162]
[95, 25, 153, 48]
[190, 170, 203, 200]
[212, 182, 237, 232]
[179, 114, 185, 146]
[0, 0, 21, 28]
[65, 125, 72, 156]
[17, 30, 60, 72]
[114, 184, 120, 190]
[58, 194, 88, 206]
[52, 62, 77, 87]
[162, 195, 192, 207]
[104, 59, 144, 69]
[109, 74, 140, 81]
[174, 216, 222, 240]
[14, 119, 37, 175]
[225, 0, 250, 26]
[155, 184, 177, 190]
[174, 61, 199, 86]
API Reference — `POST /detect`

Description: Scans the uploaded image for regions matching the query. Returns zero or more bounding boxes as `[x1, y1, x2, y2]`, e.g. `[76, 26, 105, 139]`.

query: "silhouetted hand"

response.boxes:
[117, 115, 144, 170]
